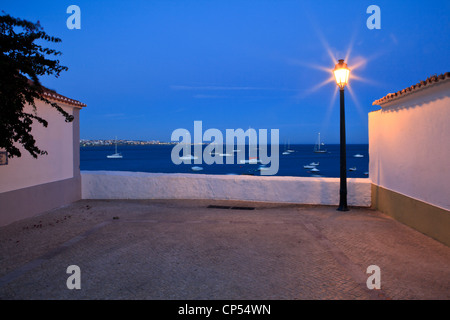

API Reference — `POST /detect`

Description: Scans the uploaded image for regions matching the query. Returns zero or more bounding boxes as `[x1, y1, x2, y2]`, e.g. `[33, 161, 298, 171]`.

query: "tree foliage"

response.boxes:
[0, 13, 73, 159]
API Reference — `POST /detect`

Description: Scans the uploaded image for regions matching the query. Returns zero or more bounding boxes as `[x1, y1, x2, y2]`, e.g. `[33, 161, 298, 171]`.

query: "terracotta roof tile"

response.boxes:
[26, 79, 86, 108]
[372, 72, 450, 106]
[42, 88, 86, 108]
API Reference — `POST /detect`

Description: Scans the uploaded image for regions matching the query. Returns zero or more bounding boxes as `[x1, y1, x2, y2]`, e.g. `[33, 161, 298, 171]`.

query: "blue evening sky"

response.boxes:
[3, 1, 449, 143]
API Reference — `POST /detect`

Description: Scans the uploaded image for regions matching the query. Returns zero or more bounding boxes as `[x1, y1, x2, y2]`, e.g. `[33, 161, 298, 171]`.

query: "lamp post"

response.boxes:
[333, 59, 350, 211]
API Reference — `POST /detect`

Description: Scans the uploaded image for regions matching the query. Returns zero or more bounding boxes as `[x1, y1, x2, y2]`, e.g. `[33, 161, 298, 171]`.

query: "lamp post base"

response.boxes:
[337, 205, 349, 212]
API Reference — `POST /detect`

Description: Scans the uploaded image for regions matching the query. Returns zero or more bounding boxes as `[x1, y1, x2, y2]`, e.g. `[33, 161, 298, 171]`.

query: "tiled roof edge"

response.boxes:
[372, 72, 450, 106]
[42, 88, 87, 108]
[26, 79, 86, 108]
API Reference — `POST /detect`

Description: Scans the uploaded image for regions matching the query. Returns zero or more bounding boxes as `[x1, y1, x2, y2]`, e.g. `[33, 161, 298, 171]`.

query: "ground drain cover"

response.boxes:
[207, 205, 255, 210]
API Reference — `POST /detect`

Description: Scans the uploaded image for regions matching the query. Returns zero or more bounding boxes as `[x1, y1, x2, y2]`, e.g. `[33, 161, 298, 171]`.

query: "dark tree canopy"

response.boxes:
[0, 13, 73, 159]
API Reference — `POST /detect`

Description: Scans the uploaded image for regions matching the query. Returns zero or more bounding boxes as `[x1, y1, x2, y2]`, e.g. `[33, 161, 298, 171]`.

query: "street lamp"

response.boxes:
[334, 59, 350, 211]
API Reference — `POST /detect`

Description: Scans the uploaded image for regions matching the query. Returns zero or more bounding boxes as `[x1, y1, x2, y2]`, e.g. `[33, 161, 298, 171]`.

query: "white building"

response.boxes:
[0, 88, 86, 226]
[370, 72, 450, 246]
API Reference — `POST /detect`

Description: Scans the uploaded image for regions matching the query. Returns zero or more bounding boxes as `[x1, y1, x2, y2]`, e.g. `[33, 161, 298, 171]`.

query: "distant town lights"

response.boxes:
[333, 59, 350, 89]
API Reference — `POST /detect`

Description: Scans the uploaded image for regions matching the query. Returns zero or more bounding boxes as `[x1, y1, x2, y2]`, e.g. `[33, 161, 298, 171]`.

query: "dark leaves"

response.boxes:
[0, 13, 71, 159]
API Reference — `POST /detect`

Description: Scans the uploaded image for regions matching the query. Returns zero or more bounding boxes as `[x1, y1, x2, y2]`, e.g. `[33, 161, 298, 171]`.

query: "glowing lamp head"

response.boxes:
[334, 59, 350, 89]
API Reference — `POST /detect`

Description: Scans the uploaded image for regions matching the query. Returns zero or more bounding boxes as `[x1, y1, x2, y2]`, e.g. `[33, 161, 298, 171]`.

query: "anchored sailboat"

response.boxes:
[107, 137, 123, 159]
[282, 140, 290, 155]
[313, 133, 327, 153]
[286, 139, 294, 153]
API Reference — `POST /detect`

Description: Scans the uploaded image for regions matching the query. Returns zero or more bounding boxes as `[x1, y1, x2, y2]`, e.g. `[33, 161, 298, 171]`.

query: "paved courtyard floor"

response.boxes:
[0, 199, 449, 300]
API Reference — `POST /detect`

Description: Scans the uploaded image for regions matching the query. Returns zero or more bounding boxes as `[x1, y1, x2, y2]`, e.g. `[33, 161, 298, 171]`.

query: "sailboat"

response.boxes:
[313, 133, 327, 153]
[107, 137, 123, 158]
[286, 139, 294, 153]
[282, 140, 290, 155]
[282, 139, 294, 155]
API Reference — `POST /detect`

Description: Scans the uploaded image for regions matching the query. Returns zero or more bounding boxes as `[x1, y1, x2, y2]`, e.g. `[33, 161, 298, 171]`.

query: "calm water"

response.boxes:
[80, 144, 369, 178]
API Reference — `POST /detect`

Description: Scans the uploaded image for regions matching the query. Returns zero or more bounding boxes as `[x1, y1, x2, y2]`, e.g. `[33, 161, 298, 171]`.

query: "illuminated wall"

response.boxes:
[369, 78, 450, 245]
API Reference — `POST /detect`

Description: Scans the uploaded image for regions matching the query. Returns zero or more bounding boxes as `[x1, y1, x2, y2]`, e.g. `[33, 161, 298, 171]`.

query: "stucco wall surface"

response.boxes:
[0, 101, 75, 193]
[82, 171, 371, 206]
[369, 81, 450, 210]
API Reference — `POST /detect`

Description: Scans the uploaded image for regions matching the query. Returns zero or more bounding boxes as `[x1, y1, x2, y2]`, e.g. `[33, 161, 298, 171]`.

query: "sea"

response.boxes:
[80, 144, 369, 178]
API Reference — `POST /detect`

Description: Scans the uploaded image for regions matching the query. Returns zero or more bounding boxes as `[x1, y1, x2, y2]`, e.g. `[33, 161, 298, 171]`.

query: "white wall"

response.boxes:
[81, 171, 371, 206]
[369, 80, 450, 210]
[0, 100, 75, 193]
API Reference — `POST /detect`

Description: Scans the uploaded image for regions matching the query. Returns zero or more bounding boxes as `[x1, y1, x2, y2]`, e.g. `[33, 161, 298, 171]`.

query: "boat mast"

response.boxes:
[317, 133, 320, 151]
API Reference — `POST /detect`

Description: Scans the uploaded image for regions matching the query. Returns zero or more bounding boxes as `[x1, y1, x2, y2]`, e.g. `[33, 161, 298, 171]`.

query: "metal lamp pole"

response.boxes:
[334, 59, 350, 211]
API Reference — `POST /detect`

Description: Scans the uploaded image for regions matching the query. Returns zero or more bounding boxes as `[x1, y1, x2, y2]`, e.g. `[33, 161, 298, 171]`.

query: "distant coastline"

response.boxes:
[80, 139, 176, 147]
[80, 140, 368, 147]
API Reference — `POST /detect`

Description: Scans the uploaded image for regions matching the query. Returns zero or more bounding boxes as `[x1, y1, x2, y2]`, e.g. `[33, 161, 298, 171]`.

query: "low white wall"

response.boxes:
[81, 171, 371, 206]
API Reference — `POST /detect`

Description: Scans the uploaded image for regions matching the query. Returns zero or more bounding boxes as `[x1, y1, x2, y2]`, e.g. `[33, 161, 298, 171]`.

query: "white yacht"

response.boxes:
[180, 154, 198, 160]
[107, 138, 123, 159]
[239, 157, 259, 164]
